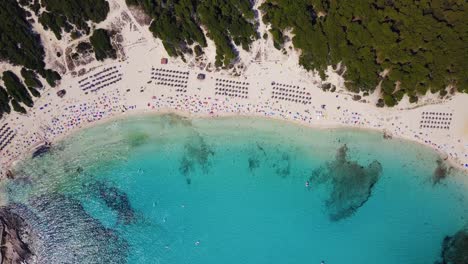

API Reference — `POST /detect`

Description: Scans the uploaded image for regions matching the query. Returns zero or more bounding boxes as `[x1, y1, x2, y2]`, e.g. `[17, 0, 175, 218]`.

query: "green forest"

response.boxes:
[0, 0, 62, 118]
[90, 29, 117, 61]
[1, 0, 46, 73]
[0, 0, 107, 118]
[0, 0, 467, 119]
[38, 0, 110, 39]
[261, 0, 468, 106]
[126, 0, 258, 67]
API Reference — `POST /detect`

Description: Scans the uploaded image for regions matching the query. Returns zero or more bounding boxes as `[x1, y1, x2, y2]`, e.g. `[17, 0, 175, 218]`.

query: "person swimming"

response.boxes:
[305, 181, 310, 187]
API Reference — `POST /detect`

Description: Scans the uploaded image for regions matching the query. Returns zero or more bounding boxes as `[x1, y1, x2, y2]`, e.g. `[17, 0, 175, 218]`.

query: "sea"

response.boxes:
[2, 114, 467, 264]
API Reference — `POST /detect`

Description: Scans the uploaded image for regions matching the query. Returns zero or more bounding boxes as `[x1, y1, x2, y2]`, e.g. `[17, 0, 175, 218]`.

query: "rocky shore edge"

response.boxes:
[0, 207, 33, 264]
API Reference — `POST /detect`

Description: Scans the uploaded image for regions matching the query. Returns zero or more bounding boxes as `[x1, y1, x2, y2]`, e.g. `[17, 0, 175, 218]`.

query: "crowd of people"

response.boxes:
[0, 64, 467, 173]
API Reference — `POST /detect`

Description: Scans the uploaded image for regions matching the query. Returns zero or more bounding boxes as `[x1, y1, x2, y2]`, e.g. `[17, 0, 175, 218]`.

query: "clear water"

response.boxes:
[4, 114, 468, 264]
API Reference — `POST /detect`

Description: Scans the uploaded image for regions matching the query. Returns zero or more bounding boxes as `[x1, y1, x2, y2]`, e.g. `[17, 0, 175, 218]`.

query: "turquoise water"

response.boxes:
[4, 114, 468, 264]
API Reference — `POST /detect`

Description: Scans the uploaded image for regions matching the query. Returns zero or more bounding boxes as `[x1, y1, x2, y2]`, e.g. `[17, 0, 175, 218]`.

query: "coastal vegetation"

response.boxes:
[0, 68, 45, 118]
[0, 0, 64, 118]
[0, 0, 46, 72]
[3, 71, 34, 107]
[125, 0, 258, 67]
[21, 68, 43, 89]
[0, 0, 466, 120]
[0, 87, 11, 119]
[90, 29, 117, 61]
[38, 0, 110, 39]
[260, 0, 468, 105]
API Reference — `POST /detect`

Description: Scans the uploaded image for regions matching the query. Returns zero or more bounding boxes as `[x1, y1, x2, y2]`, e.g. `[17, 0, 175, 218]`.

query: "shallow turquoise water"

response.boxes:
[5, 115, 468, 264]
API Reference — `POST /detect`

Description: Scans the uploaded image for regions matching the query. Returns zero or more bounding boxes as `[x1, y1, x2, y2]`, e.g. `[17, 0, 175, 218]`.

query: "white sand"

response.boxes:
[0, 0, 467, 176]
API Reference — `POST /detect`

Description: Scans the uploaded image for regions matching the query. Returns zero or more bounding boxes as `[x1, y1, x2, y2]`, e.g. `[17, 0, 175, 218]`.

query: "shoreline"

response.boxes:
[8, 107, 465, 174]
[0, 0, 466, 176]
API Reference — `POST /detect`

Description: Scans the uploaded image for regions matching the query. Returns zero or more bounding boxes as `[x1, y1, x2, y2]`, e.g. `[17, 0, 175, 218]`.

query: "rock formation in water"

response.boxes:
[29, 193, 128, 263]
[273, 152, 291, 178]
[310, 144, 383, 221]
[433, 158, 452, 185]
[88, 181, 137, 224]
[0, 194, 129, 264]
[162, 114, 193, 127]
[383, 130, 393, 139]
[435, 228, 468, 264]
[128, 132, 150, 148]
[179, 133, 214, 183]
[31, 145, 51, 158]
[0, 208, 33, 264]
[248, 157, 260, 172]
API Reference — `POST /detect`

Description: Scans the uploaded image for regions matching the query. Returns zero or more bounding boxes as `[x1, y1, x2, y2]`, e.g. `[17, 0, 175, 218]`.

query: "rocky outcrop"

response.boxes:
[433, 158, 452, 185]
[310, 144, 383, 221]
[0, 208, 33, 264]
[436, 228, 468, 264]
[87, 181, 137, 224]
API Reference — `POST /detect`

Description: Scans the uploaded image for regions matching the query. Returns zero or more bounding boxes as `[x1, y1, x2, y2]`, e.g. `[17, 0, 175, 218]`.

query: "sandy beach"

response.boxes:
[0, 0, 467, 175]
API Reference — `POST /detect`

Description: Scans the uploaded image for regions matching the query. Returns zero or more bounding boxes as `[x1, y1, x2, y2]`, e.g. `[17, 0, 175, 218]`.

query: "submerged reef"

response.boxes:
[273, 152, 291, 178]
[179, 133, 214, 183]
[248, 157, 260, 172]
[128, 131, 150, 148]
[0, 193, 128, 264]
[31, 145, 51, 158]
[246, 143, 294, 177]
[29, 194, 128, 263]
[87, 181, 137, 224]
[435, 228, 468, 264]
[247, 143, 267, 173]
[432, 158, 452, 185]
[163, 113, 193, 127]
[310, 144, 382, 221]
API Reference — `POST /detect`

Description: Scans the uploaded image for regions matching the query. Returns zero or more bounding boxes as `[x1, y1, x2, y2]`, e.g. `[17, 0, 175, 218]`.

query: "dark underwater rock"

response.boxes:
[88, 181, 136, 224]
[163, 113, 193, 127]
[0, 193, 129, 264]
[274, 152, 291, 178]
[179, 133, 214, 181]
[128, 132, 149, 148]
[31, 145, 51, 158]
[179, 156, 194, 177]
[433, 158, 452, 185]
[310, 144, 383, 221]
[436, 228, 468, 264]
[248, 157, 260, 172]
[27, 193, 128, 263]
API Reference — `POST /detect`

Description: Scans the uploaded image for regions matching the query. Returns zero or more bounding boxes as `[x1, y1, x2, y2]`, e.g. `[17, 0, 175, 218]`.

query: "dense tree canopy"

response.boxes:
[261, 0, 468, 105]
[0, 87, 11, 119]
[0, 0, 60, 117]
[0, 0, 46, 72]
[126, 0, 258, 67]
[2, 71, 34, 110]
[39, 0, 110, 38]
[21, 68, 43, 89]
[90, 29, 117, 61]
